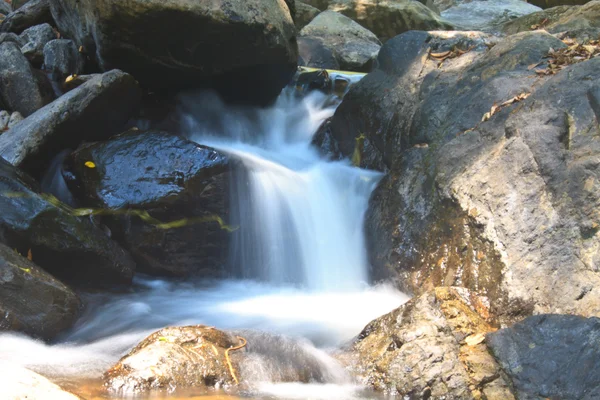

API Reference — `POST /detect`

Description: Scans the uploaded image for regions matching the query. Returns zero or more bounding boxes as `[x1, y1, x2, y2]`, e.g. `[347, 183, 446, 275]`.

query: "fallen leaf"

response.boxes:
[84, 161, 96, 168]
[27, 249, 32, 261]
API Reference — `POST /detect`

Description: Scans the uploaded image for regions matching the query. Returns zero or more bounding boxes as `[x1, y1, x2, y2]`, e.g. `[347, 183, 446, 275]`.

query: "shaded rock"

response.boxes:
[0, 110, 9, 130]
[298, 36, 340, 69]
[0, 0, 52, 34]
[330, 29, 600, 322]
[49, 0, 298, 105]
[0, 242, 80, 339]
[105, 325, 349, 395]
[0, 69, 141, 177]
[488, 314, 600, 399]
[43, 39, 84, 80]
[299, 10, 381, 71]
[442, 0, 541, 32]
[503, 0, 600, 40]
[61, 73, 96, 92]
[0, 157, 136, 287]
[528, 0, 592, 8]
[0, 41, 53, 117]
[63, 130, 230, 278]
[326, 0, 453, 41]
[0, 1, 11, 15]
[19, 22, 55, 64]
[13, 1, 32, 10]
[312, 118, 342, 159]
[295, 1, 320, 30]
[1, 362, 80, 399]
[339, 287, 514, 399]
[0, 32, 25, 46]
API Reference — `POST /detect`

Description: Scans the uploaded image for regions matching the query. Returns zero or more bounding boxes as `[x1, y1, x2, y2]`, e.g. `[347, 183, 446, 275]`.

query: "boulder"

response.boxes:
[0, 157, 136, 287]
[441, 0, 541, 32]
[0, 362, 80, 400]
[0, 111, 21, 132]
[63, 130, 230, 277]
[328, 29, 600, 323]
[298, 36, 340, 70]
[295, 1, 320, 30]
[0, 69, 141, 177]
[503, 0, 600, 40]
[0, 242, 80, 339]
[338, 287, 514, 399]
[488, 314, 600, 399]
[299, 11, 381, 71]
[0, 41, 53, 117]
[49, 0, 298, 105]
[19, 22, 56, 64]
[43, 39, 84, 80]
[0, 1, 11, 15]
[0, 32, 25, 46]
[0, 0, 52, 34]
[326, 0, 453, 41]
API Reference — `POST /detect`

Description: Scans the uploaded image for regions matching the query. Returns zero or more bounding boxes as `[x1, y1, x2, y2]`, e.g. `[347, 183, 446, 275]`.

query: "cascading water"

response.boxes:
[0, 88, 409, 399]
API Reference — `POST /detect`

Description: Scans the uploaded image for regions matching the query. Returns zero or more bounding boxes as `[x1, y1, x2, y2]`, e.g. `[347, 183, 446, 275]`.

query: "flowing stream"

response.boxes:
[0, 89, 409, 399]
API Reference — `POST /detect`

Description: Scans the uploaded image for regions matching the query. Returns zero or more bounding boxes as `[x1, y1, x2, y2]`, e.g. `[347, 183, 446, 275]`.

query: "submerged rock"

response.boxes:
[328, 28, 600, 322]
[1, 362, 80, 399]
[0, 69, 141, 177]
[0, 242, 80, 339]
[299, 11, 381, 72]
[0, 40, 53, 117]
[63, 130, 230, 277]
[0, 0, 52, 34]
[339, 287, 514, 399]
[0, 157, 136, 287]
[49, 0, 298, 105]
[488, 315, 600, 399]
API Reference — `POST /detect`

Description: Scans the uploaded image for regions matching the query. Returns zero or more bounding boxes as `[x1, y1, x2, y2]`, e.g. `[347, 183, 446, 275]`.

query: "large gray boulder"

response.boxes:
[63, 130, 230, 277]
[0, 242, 80, 339]
[19, 22, 56, 64]
[294, 1, 320, 30]
[326, 29, 600, 323]
[488, 314, 600, 399]
[0, 157, 136, 287]
[49, 0, 298, 105]
[0, 0, 52, 34]
[0, 41, 53, 117]
[43, 38, 84, 80]
[299, 10, 381, 71]
[0, 69, 141, 177]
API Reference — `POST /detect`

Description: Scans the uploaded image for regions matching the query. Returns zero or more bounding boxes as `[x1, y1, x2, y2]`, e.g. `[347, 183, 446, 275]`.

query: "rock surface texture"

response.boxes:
[0, 362, 80, 400]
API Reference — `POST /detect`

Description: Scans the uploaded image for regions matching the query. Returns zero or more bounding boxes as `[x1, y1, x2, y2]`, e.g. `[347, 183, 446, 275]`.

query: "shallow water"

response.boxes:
[0, 90, 409, 398]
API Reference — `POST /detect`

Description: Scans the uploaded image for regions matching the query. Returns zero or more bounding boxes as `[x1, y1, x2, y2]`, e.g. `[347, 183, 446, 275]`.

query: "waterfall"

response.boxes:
[182, 90, 381, 290]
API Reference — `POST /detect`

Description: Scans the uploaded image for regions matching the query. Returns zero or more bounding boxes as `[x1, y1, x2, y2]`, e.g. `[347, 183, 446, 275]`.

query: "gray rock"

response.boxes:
[0, 362, 80, 399]
[0, 69, 141, 177]
[300, 10, 381, 71]
[0, 41, 53, 117]
[43, 38, 84, 80]
[0, 1, 11, 15]
[294, 1, 320, 30]
[12, 1, 31, 10]
[0, 242, 80, 339]
[298, 36, 340, 70]
[0, 32, 25, 46]
[0, 157, 136, 287]
[0, 110, 9, 131]
[63, 130, 231, 277]
[338, 287, 514, 399]
[328, 29, 600, 323]
[19, 22, 55, 64]
[7, 111, 23, 128]
[0, 0, 52, 34]
[49, 0, 298, 105]
[488, 314, 600, 400]
[442, 0, 541, 32]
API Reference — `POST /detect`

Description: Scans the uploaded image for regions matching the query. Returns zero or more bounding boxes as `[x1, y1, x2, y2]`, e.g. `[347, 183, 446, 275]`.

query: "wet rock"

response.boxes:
[0, 0, 52, 34]
[0, 157, 136, 287]
[0, 41, 53, 117]
[19, 22, 55, 64]
[105, 325, 347, 395]
[442, 0, 541, 32]
[299, 11, 381, 72]
[488, 314, 600, 399]
[43, 39, 84, 80]
[312, 119, 342, 159]
[330, 29, 600, 322]
[325, 0, 453, 41]
[339, 287, 514, 399]
[503, 0, 600, 40]
[0, 69, 141, 177]
[63, 130, 230, 277]
[49, 0, 298, 105]
[295, 1, 320, 30]
[1, 362, 80, 399]
[0, 242, 80, 339]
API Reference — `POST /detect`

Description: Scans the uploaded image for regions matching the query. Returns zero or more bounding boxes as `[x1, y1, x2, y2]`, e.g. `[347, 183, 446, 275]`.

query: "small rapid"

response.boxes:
[0, 89, 409, 399]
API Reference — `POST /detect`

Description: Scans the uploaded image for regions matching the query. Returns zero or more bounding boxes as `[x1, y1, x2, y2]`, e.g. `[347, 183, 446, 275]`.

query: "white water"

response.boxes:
[0, 90, 409, 398]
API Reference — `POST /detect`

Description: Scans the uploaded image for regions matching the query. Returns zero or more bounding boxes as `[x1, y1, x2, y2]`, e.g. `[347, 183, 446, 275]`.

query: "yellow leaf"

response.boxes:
[19, 267, 31, 274]
[84, 161, 96, 169]
[65, 74, 77, 83]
